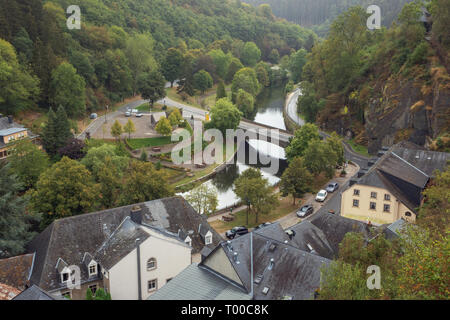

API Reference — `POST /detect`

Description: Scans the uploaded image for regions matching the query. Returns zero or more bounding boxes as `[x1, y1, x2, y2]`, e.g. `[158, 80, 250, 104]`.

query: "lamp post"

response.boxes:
[104, 105, 109, 123]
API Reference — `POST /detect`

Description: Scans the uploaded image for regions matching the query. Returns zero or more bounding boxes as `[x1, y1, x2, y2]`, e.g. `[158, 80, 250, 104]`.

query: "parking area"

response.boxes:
[91, 114, 161, 140]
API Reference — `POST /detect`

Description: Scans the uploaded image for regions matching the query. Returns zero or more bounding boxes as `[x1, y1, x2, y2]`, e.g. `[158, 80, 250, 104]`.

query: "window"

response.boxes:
[205, 234, 212, 245]
[353, 189, 360, 196]
[370, 202, 376, 210]
[88, 284, 97, 295]
[89, 263, 97, 276]
[371, 192, 377, 199]
[148, 279, 157, 292]
[147, 258, 157, 271]
[353, 199, 359, 207]
[384, 194, 391, 201]
[61, 272, 69, 283]
[383, 204, 390, 212]
[405, 212, 412, 217]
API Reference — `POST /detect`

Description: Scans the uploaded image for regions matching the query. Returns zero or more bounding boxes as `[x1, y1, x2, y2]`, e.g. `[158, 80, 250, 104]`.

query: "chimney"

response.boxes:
[7, 115, 13, 124]
[130, 205, 142, 225]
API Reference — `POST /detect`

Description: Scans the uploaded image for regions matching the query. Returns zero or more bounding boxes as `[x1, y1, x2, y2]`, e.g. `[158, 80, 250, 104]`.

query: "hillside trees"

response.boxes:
[162, 47, 184, 87]
[207, 98, 242, 134]
[137, 70, 166, 107]
[41, 106, 73, 157]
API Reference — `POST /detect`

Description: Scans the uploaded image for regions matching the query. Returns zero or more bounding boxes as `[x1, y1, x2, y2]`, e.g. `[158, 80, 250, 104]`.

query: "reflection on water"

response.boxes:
[248, 86, 287, 130]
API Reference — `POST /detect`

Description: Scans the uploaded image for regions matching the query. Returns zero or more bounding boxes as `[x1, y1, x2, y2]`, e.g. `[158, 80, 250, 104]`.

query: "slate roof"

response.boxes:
[309, 213, 371, 256]
[151, 112, 167, 124]
[0, 127, 27, 136]
[218, 229, 331, 300]
[0, 283, 21, 300]
[288, 221, 335, 259]
[391, 147, 449, 177]
[12, 284, 65, 300]
[0, 116, 38, 148]
[148, 263, 251, 300]
[382, 219, 409, 240]
[0, 116, 24, 131]
[0, 253, 35, 290]
[26, 196, 219, 292]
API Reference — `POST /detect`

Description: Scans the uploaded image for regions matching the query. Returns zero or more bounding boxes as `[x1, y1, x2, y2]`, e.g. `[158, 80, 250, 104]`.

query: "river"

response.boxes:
[180, 86, 289, 211]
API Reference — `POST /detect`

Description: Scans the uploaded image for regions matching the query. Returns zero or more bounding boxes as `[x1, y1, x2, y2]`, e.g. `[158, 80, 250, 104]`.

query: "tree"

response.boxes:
[234, 168, 278, 224]
[231, 67, 260, 102]
[268, 48, 280, 64]
[140, 149, 148, 162]
[30, 157, 100, 227]
[119, 160, 173, 205]
[125, 33, 158, 95]
[168, 109, 182, 126]
[9, 139, 50, 190]
[208, 49, 232, 79]
[41, 106, 73, 157]
[255, 64, 270, 87]
[50, 62, 86, 118]
[124, 119, 136, 140]
[326, 132, 345, 166]
[241, 42, 261, 67]
[208, 98, 242, 134]
[185, 184, 219, 215]
[81, 144, 129, 179]
[162, 48, 184, 87]
[285, 123, 321, 161]
[297, 81, 321, 123]
[236, 89, 254, 119]
[289, 49, 308, 82]
[58, 138, 86, 160]
[280, 157, 313, 205]
[0, 39, 39, 115]
[137, 70, 166, 107]
[216, 80, 227, 100]
[0, 164, 39, 258]
[193, 70, 213, 94]
[111, 120, 123, 141]
[225, 58, 244, 83]
[96, 157, 125, 209]
[303, 139, 338, 178]
[155, 118, 173, 136]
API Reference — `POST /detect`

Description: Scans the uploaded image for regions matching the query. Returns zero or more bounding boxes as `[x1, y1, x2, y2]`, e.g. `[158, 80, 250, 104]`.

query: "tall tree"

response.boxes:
[162, 47, 184, 87]
[280, 157, 313, 205]
[225, 57, 244, 83]
[303, 139, 339, 178]
[207, 98, 242, 134]
[234, 168, 278, 224]
[0, 164, 39, 258]
[119, 160, 174, 205]
[236, 89, 255, 119]
[30, 157, 100, 227]
[110, 120, 123, 141]
[123, 119, 136, 140]
[155, 118, 173, 136]
[193, 70, 213, 94]
[231, 67, 261, 102]
[241, 42, 261, 67]
[137, 70, 166, 107]
[9, 139, 50, 190]
[50, 62, 86, 118]
[185, 184, 219, 215]
[216, 80, 227, 100]
[285, 123, 321, 161]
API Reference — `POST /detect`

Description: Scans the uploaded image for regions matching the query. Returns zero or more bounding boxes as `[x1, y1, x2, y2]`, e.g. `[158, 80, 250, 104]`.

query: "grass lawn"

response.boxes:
[126, 136, 173, 150]
[209, 192, 299, 233]
[347, 138, 370, 157]
[136, 102, 166, 112]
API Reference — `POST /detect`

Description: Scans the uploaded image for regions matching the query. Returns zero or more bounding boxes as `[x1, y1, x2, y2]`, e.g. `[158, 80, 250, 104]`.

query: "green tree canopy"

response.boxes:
[280, 157, 313, 205]
[241, 42, 261, 67]
[236, 89, 255, 119]
[50, 62, 86, 118]
[185, 184, 219, 216]
[124, 119, 136, 139]
[155, 118, 173, 136]
[231, 67, 260, 102]
[193, 70, 213, 94]
[137, 70, 166, 106]
[216, 80, 227, 100]
[110, 120, 123, 141]
[285, 123, 321, 161]
[31, 157, 100, 227]
[208, 98, 242, 134]
[162, 47, 184, 87]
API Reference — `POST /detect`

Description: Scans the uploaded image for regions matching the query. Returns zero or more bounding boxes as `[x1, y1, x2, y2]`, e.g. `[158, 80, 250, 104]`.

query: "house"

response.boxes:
[340, 145, 449, 224]
[25, 196, 220, 300]
[0, 115, 39, 159]
[150, 112, 167, 127]
[0, 253, 35, 291]
[12, 285, 65, 300]
[149, 223, 331, 300]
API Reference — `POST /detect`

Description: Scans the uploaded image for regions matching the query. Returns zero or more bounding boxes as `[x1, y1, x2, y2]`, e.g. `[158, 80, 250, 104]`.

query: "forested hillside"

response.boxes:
[244, 0, 412, 36]
[297, 0, 450, 153]
[0, 0, 314, 118]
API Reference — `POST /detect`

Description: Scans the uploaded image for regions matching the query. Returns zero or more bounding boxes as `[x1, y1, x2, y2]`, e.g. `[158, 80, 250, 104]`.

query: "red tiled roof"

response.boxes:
[0, 283, 21, 300]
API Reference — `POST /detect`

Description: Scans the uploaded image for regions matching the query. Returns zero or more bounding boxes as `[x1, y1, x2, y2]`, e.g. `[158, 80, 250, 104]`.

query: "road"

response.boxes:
[284, 87, 369, 168]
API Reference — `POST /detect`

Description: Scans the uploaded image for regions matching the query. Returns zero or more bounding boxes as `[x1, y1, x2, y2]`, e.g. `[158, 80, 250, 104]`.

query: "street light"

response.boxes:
[104, 105, 109, 123]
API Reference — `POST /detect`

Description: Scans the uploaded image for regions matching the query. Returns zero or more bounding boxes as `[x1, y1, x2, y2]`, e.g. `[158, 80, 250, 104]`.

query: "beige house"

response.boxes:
[341, 145, 449, 225]
[0, 115, 39, 159]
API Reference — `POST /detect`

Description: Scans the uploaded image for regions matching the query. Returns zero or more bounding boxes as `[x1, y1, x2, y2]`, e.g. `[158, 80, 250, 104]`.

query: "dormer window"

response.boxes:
[204, 231, 212, 245]
[88, 262, 97, 276]
[61, 271, 70, 283]
[185, 236, 192, 247]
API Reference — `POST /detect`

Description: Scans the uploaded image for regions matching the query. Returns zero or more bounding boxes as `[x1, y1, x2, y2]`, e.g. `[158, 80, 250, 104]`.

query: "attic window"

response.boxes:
[205, 234, 212, 245]
[61, 272, 69, 283]
[262, 287, 270, 295]
[89, 263, 97, 276]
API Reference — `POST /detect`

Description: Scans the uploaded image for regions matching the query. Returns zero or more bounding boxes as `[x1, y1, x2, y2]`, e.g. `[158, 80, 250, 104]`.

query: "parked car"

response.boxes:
[254, 222, 272, 230]
[125, 111, 131, 117]
[326, 182, 339, 193]
[296, 205, 314, 218]
[225, 226, 249, 239]
[315, 190, 328, 202]
[90, 113, 98, 119]
[135, 113, 143, 117]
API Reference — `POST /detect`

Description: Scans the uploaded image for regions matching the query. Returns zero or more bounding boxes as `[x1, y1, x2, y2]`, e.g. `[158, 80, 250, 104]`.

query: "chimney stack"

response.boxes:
[130, 205, 142, 225]
[7, 115, 13, 124]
